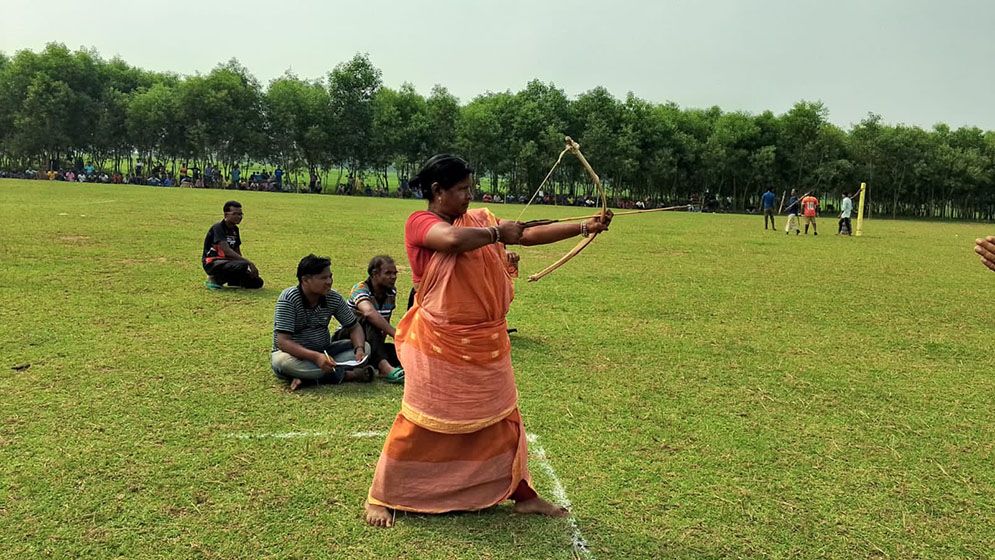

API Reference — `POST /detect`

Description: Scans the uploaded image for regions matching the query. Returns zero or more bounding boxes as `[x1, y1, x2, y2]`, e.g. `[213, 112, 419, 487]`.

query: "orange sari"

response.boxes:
[367, 208, 533, 513]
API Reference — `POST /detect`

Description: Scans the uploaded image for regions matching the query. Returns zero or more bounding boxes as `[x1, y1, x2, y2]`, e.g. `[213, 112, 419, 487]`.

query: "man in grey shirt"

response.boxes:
[271, 254, 371, 391]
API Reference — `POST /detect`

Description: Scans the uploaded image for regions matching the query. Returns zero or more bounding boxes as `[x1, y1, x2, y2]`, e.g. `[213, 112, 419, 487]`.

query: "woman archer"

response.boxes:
[365, 154, 612, 527]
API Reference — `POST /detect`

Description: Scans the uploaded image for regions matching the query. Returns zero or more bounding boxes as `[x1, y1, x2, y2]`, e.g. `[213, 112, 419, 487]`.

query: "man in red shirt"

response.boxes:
[800, 193, 819, 235]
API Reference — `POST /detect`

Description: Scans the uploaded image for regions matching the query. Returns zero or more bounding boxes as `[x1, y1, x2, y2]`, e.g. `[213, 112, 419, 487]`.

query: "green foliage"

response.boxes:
[127, 82, 183, 162]
[266, 73, 332, 173]
[1, 44, 995, 218]
[179, 60, 267, 169]
[327, 53, 382, 173]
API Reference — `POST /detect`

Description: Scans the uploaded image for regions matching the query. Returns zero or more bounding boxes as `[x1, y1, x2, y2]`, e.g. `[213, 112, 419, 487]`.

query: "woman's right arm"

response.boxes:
[421, 221, 523, 254]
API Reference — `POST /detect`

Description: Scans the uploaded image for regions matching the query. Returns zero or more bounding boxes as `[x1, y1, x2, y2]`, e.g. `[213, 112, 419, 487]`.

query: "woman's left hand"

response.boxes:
[586, 209, 614, 234]
[506, 251, 520, 270]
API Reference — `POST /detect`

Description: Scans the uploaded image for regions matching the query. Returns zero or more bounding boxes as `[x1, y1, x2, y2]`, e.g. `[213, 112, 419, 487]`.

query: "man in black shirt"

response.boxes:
[202, 200, 264, 289]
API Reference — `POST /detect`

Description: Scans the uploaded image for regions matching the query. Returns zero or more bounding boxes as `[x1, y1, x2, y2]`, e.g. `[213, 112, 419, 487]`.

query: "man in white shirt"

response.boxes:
[838, 192, 854, 235]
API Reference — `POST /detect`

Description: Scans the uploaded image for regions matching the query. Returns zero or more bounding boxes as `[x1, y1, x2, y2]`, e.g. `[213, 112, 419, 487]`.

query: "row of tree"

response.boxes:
[2, 43, 995, 219]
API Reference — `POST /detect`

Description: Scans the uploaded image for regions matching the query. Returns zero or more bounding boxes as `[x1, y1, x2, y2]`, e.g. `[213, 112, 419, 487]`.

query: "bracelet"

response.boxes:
[580, 222, 589, 238]
[489, 225, 501, 244]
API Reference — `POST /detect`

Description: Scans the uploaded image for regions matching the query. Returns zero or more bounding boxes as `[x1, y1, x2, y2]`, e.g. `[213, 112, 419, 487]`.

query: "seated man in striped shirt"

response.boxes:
[271, 254, 372, 391]
[334, 256, 405, 384]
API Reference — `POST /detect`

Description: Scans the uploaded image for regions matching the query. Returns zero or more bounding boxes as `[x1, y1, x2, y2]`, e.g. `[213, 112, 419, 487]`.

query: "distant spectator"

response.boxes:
[201, 200, 264, 290]
[838, 191, 854, 235]
[800, 192, 819, 235]
[761, 187, 776, 230]
[784, 189, 801, 235]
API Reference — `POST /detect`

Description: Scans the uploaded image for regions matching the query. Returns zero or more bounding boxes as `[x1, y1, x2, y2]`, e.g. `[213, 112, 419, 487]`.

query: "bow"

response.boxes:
[516, 136, 608, 282]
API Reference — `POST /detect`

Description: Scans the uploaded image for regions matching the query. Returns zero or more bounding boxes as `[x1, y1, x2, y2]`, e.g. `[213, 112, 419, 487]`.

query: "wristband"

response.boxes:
[581, 222, 589, 238]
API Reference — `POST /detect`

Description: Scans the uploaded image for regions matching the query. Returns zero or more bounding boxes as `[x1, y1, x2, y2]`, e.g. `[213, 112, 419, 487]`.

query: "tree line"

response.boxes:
[2, 43, 994, 219]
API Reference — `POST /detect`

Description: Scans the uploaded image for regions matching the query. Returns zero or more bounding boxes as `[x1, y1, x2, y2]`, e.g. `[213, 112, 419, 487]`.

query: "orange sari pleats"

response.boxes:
[367, 410, 532, 513]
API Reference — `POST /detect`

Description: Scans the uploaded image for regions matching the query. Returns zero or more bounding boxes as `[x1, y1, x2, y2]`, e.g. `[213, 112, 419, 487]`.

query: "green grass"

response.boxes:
[1, 180, 993, 559]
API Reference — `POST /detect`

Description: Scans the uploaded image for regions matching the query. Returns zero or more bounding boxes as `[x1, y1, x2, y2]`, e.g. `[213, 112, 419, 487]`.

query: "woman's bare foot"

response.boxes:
[289, 378, 302, 392]
[513, 496, 569, 517]
[364, 501, 393, 527]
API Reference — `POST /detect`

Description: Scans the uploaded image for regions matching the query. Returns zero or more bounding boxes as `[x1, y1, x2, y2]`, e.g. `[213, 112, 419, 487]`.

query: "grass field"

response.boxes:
[1, 180, 994, 559]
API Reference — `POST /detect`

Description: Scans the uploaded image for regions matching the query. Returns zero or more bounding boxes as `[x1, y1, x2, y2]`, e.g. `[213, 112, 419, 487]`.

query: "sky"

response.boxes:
[3, 0, 994, 130]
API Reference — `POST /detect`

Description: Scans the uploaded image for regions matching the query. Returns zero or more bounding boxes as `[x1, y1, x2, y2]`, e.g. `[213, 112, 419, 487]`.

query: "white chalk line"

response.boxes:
[228, 430, 329, 439]
[528, 433, 594, 560]
[350, 430, 389, 438]
[227, 429, 593, 558]
[226, 430, 385, 440]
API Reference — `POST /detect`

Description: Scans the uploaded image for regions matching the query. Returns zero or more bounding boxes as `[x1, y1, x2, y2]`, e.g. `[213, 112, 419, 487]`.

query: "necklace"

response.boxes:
[429, 209, 454, 223]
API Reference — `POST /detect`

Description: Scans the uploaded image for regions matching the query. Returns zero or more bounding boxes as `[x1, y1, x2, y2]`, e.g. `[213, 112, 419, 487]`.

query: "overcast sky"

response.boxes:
[3, 0, 994, 130]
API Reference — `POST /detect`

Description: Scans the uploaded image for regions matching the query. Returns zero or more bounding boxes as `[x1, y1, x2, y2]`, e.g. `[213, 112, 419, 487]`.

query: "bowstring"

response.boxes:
[515, 145, 571, 222]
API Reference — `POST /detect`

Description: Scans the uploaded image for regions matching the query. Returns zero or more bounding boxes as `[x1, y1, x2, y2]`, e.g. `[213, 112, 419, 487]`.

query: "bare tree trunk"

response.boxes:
[732, 175, 738, 211]
[334, 166, 345, 192]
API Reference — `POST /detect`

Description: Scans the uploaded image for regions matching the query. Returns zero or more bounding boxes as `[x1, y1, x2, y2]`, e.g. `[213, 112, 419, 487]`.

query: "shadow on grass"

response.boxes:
[271, 377, 402, 399]
[389, 504, 578, 557]
[202, 285, 279, 299]
[508, 333, 548, 351]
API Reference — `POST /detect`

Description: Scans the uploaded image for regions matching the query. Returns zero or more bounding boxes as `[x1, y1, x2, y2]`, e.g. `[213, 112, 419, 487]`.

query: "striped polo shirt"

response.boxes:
[272, 286, 357, 352]
[347, 278, 396, 324]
